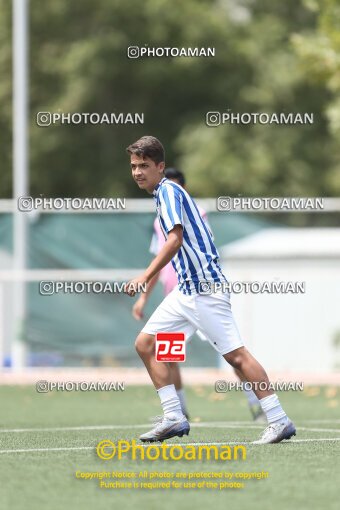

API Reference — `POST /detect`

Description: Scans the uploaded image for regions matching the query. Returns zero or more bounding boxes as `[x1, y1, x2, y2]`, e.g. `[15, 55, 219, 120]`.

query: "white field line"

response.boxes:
[0, 423, 259, 434]
[297, 427, 340, 433]
[1, 438, 340, 454]
[301, 419, 340, 424]
[192, 423, 340, 434]
[0, 424, 149, 433]
[1, 422, 340, 434]
[0, 446, 93, 454]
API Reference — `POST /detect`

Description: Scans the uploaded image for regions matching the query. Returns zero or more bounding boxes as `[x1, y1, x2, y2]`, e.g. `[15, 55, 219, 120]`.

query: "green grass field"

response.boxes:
[0, 384, 339, 510]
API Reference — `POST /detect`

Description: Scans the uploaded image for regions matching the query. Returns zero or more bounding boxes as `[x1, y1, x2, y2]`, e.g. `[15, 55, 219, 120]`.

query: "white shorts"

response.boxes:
[141, 287, 244, 355]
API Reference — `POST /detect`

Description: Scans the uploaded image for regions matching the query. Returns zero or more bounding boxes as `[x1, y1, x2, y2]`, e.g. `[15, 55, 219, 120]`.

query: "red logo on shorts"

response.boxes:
[155, 333, 186, 362]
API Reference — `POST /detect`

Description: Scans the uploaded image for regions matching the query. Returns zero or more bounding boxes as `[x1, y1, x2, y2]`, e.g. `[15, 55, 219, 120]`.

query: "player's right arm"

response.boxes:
[125, 183, 184, 297]
[124, 224, 183, 297]
[143, 225, 183, 283]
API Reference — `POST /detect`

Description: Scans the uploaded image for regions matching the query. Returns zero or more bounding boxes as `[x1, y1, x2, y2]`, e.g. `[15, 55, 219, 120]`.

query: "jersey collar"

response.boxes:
[152, 177, 167, 197]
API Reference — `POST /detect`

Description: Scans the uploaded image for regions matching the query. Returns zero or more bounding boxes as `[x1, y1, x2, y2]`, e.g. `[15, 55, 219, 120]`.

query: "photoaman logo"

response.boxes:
[96, 440, 246, 461]
[155, 332, 186, 362]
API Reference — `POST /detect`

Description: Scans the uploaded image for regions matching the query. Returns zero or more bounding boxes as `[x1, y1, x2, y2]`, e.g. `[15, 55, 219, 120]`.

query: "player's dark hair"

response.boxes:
[165, 167, 186, 187]
[126, 136, 165, 164]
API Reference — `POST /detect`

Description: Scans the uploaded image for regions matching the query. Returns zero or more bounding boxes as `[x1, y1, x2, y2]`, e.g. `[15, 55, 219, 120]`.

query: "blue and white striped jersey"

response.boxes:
[152, 177, 227, 294]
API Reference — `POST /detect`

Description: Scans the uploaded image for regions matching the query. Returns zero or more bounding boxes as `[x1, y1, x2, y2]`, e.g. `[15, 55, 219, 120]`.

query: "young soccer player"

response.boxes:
[124, 136, 296, 444]
[132, 167, 265, 422]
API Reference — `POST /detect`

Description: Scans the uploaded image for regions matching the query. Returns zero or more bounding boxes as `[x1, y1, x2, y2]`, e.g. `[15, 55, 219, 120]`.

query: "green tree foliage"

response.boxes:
[0, 0, 339, 198]
[176, 0, 336, 197]
[291, 0, 340, 193]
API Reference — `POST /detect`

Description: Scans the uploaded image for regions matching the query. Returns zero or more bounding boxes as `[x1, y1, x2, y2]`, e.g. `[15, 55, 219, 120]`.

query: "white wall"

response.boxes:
[222, 258, 340, 373]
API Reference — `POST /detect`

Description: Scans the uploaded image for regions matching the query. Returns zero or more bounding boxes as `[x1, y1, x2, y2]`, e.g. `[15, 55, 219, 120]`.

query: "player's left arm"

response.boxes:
[124, 225, 183, 297]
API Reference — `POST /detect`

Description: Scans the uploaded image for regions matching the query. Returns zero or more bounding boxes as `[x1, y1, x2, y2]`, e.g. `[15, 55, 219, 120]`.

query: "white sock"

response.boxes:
[243, 387, 259, 407]
[176, 388, 188, 416]
[259, 394, 288, 424]
[157, 384, 184, 420]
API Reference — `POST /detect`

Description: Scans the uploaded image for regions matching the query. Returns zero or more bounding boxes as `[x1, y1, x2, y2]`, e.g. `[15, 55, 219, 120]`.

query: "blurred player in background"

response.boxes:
[132, 167, 265, 421]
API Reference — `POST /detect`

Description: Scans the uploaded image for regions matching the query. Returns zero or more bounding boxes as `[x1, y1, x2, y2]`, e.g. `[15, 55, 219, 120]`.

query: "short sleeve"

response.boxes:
[158, 185, 183, 234]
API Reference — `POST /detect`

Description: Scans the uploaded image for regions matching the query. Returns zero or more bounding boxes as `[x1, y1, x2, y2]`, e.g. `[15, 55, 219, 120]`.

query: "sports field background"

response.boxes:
[1, 384, 339, 510]
[2, 1, 340, 509]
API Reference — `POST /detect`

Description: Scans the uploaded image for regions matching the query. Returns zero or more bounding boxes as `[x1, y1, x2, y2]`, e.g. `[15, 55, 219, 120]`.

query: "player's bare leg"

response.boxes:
[225, 348, 272, 400]
[233, 367, 265, 421]
[135, 332, 190, 442]
[169, 362, 182, 390]
[224, 347, 296, 444]
[135, 332, 172, 388]
[133, 340, 189, 418]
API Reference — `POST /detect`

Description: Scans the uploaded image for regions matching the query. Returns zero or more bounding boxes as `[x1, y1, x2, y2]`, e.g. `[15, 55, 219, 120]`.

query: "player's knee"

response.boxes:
[224, 347, 246, 370]
[135, 333, 154, 357]
[134, 334, 145, 355]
